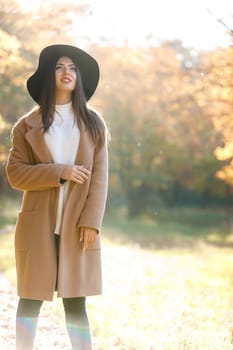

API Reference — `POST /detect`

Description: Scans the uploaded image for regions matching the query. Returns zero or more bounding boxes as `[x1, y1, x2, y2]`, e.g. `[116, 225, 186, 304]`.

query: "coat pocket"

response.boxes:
[15, 210, 35, 251]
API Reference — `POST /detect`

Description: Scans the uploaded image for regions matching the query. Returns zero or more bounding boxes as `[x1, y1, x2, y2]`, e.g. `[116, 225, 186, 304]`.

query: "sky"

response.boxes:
[77, 0, 232, 50]
[18, 0, 232, 50]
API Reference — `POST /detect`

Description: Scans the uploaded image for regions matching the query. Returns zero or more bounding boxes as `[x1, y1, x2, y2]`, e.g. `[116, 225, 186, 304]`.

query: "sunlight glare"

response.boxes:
[16, 0, 42, 11]
[16, 0, 232, 49]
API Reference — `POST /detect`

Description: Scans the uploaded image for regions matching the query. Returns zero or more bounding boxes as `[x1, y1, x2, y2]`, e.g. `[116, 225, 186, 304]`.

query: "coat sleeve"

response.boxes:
[6, 121, 66, 192]
[77, 139, 109, 232]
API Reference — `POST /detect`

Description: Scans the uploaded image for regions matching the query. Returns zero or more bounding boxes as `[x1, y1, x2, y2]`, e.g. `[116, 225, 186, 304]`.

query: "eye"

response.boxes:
[55, 65, 62, 70]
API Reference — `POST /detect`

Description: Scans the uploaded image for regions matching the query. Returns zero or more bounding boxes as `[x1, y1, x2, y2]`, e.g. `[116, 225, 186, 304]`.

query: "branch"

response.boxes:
[206, 8, 233, 35]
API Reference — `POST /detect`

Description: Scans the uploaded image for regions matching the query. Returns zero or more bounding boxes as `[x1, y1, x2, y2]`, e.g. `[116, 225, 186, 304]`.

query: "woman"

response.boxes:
[6, 44, 108, 350]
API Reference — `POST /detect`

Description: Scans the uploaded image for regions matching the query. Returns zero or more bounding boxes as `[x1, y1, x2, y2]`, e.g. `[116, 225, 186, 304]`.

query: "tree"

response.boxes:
[198, 45, 233, 187]
[92, 43, 231, 217]
[0, 0, 91, 193]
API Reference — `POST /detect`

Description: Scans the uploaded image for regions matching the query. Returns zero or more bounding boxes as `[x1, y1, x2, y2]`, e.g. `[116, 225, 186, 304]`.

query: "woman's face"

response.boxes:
[55, 56, 77, 95]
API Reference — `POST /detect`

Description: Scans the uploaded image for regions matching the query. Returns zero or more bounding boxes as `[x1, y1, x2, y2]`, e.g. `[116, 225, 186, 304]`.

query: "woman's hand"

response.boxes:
[79, 227, 97, 251]
[61, 165, 91, 184]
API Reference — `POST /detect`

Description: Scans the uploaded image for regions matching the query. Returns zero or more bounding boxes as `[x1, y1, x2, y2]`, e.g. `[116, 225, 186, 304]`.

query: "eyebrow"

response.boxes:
[56, 63, 76, 67]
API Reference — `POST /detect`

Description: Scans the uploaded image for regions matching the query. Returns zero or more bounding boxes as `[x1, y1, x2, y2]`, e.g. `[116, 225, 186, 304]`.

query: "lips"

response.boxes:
[61, 76, 72, 83]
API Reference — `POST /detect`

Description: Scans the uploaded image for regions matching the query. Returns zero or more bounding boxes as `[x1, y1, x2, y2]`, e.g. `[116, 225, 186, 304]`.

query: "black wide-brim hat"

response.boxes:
[27, 44, 100, 103]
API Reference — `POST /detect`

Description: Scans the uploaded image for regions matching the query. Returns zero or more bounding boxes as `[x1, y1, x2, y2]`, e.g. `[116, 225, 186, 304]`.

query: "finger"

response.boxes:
[75, 175, 85, 184]
[80, 173, 89, 181]
[79, 166, 91, 175]
[85, 232, 94, 248]
[88, 236, 95, 247]
[83, 231, 89, 251]
[86, 234, 92, 247]
[79, 228, 84, 242]
[87, 232, 96, 247]
[75, 170, 89, 179]
[73, 172, 89, 183]
[72, 172, 87, 184]
[76, 166, 91, 176]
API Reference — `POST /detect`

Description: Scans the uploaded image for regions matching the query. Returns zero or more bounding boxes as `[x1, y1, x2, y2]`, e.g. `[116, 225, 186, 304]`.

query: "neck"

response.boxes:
[55, 92, 72, 105]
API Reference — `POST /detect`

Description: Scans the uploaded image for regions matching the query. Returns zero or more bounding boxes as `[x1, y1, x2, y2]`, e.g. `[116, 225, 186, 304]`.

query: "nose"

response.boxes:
[63, 66, 70, 75]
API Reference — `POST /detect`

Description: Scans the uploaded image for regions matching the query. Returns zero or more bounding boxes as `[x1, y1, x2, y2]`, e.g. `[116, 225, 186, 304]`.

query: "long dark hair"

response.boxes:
[38, 58, 107, 147]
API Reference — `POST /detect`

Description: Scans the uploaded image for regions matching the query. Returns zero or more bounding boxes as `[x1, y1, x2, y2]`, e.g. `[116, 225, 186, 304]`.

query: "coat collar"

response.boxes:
[24, 109, 52, 163]
[24, 108, 43, 128]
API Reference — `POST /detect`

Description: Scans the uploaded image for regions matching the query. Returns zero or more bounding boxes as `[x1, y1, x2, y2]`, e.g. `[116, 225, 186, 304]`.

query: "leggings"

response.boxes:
[16, 297, 92, 350]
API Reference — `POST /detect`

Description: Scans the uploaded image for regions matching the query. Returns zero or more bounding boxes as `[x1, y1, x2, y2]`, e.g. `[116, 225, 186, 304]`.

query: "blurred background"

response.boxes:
[0, 1, 233, 349]
[0, 0, 232, 221]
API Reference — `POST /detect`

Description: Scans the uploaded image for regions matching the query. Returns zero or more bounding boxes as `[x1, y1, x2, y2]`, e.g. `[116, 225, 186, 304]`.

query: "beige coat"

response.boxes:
[6, 109, 108, 301]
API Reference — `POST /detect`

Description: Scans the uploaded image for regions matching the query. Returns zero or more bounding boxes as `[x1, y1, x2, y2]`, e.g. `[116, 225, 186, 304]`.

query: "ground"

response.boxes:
[1, 223, 233, 349]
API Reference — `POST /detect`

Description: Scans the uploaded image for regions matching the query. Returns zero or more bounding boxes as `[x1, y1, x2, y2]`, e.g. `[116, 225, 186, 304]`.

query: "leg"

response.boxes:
[62, 297, 92, 350]
[16, 298, 43, 350]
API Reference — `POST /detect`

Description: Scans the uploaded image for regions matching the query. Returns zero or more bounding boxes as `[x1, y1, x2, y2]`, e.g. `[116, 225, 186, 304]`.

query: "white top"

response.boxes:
[44, 101, 80, 234]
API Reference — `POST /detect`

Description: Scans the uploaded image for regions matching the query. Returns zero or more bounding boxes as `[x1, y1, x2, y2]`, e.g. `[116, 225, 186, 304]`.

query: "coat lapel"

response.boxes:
[67, 124, 95, 197]
[25, 110, 53, 163]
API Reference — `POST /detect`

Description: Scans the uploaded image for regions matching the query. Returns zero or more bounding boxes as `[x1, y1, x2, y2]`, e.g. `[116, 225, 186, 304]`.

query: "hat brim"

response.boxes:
[27, 44, 99, 103]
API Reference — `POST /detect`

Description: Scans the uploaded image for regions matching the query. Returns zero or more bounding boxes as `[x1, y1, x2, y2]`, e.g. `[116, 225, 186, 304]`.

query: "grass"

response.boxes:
[0, 195, 20, 229]
[1, 198, 233, 349]
[0, 196, 18, 280]
[89, 240, 233, 349]
[89, 214, 233, 349]
[104, 206, 233, 248]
